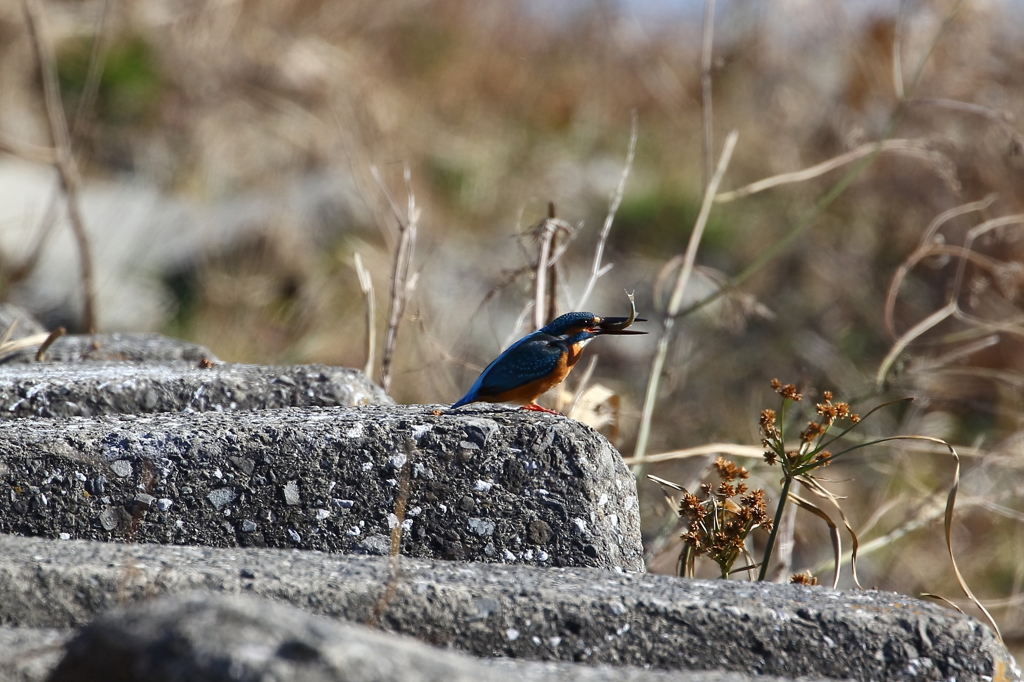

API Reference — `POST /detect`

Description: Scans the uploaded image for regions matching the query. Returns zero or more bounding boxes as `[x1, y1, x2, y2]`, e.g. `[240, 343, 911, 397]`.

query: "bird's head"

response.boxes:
[540, 311, 647, 337]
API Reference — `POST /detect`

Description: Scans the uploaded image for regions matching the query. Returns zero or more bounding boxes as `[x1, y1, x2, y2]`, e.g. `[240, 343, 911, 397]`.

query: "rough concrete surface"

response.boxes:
[0, 534, 1014, 681]
[43, 593, 825, 682]
[2, 332, 219, 365]
[0, 405, 643, 570]
[0, 627, 69, 682]
[0, 362, 391, 419]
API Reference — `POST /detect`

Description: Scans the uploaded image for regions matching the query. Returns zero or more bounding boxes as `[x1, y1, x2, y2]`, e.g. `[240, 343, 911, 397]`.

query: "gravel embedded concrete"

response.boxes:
[0, 404, 643, 570]
[0, 362, 391, 418]
[2, 332, 219, 365]
[0, 534, 1014, 681]
[45, 593, 829, 682]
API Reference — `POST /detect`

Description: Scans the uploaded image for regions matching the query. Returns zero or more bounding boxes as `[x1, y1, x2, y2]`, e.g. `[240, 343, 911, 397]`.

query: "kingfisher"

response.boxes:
[452, 310, 647, 414]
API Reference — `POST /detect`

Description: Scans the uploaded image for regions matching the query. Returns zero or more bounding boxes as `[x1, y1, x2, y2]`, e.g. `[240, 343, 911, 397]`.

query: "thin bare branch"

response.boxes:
[24, 0, 97, 332]
[576, 113, 638, 311]
[371, 163, 419, 394]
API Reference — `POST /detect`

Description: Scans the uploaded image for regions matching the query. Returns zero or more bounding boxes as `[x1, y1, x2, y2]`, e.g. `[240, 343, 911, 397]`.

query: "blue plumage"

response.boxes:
[451, 310, 646, 412]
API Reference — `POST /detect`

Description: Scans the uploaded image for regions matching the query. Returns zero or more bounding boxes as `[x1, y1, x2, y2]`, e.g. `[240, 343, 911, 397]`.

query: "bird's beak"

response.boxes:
[590, 316, 649, 335]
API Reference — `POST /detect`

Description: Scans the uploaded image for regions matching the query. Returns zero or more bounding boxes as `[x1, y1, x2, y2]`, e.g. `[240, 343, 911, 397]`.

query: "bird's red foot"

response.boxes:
[521, 403, 561, 415]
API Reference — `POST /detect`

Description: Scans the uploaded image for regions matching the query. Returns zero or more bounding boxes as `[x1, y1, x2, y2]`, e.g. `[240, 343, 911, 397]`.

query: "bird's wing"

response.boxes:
[454, 333, 564, 405]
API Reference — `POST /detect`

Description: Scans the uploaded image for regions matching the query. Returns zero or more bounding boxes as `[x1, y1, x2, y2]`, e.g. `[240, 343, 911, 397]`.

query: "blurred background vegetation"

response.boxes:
[2, 0, 1024, 656]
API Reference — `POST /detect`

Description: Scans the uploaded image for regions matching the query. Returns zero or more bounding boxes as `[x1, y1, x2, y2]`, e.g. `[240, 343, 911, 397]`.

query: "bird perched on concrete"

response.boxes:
[452, 310, 646, 414]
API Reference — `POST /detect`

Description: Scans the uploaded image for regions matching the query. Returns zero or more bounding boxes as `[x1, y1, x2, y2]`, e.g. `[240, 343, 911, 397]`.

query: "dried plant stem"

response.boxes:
[24, 0, 97, 333]
[700, 0, 715, 190]
[633, 130, 738, 469]
[371, 164, 419, 394]
[715, 139, 934, 203]
[353, 253, 376, 378]
[533, 203, 557, 331]
[576, 113, 638, 311]
[0, 132, 55, 164]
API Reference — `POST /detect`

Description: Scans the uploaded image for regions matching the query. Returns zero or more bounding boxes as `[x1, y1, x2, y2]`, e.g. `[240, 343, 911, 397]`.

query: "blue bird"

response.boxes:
[452, 311, 646, 414]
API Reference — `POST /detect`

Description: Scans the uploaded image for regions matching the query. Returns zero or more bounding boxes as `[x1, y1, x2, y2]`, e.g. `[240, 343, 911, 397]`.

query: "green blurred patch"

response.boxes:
[612, 189, 735, 258]
[425, 155, 469, 208]
[57, 34, 162, 126]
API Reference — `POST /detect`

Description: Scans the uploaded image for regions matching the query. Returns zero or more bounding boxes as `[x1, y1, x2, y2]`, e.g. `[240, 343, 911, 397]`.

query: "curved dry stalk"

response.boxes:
[633, 130, 739, 469]
[876, 303, 956, 388]
[576, 113, 638, 311]
[908, 98, 1024, 148]
[789, 492, 842, 589]
[715, 139, 939, 203]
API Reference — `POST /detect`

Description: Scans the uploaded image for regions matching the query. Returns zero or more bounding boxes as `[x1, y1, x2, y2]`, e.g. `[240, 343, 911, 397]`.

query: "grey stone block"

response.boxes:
[45, 593, 813, 682]
[2, 332, 219, 365]
[0, 362, 391, 419]
[0, 405, 643, 570]
[0, 534, 1014, 681]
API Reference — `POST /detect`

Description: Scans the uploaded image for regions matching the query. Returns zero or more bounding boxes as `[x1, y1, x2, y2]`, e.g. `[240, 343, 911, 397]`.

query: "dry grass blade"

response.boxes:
[0, 320, 18, 349]
[790, 492, 842, 589]
[647, 473, 686, 493]
[0, 333, 51, 363]
[919, 593, 967, 615]
[23, 0, 97, 333]
[633, 130, 739, 468]
[623, 442, 765, 466]
[576, 112, 638, 310]
[715, 139, 941, 203]
[353, 253, 376, 378]
[797, 475, 862, 588]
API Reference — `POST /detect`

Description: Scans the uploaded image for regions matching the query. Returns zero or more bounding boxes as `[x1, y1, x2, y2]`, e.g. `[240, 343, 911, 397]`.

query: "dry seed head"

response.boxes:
[772, 379, 803, 401]
[790, 571, 819, 586]
[713, 457, 749, 481]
